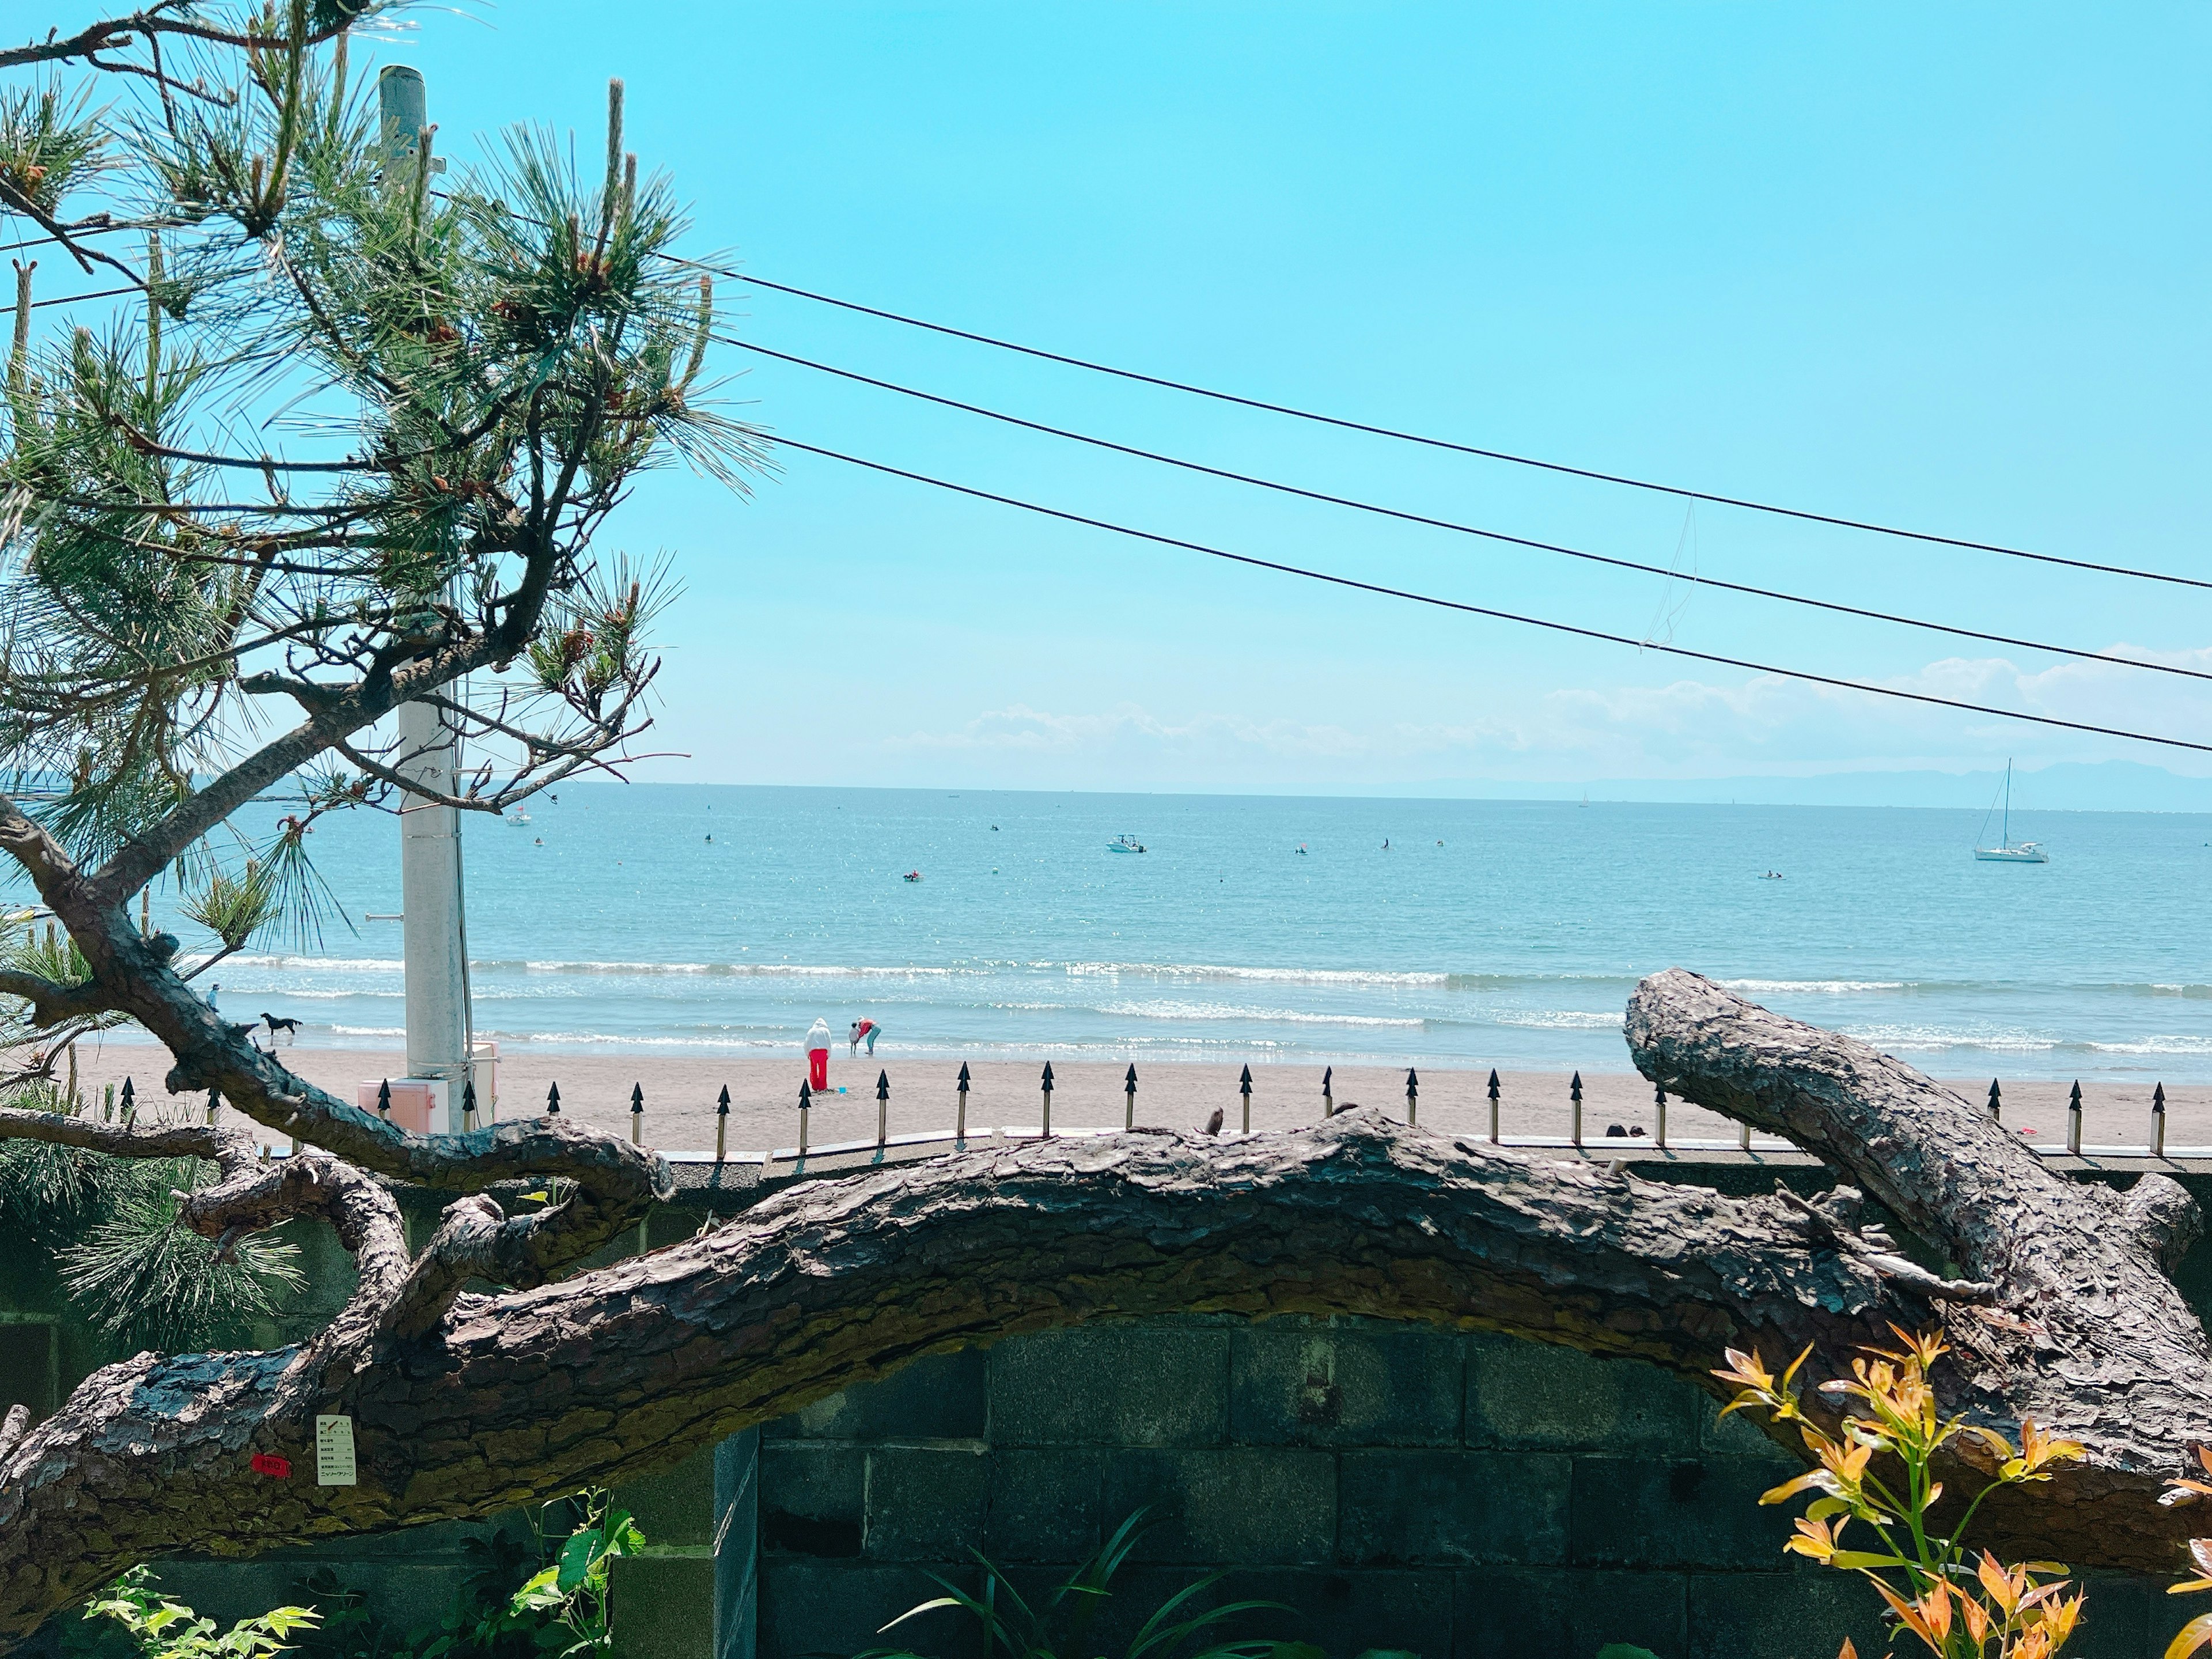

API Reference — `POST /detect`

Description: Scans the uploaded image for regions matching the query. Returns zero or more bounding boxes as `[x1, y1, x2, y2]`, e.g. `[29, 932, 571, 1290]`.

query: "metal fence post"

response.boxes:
[630, 1082, 645, 1146]
[715, 1084, 729, 1164]
[1486, 1069, 1499, 1143]
[2067, 1080, 2082, 1156]
[1040, 1061, 1054, 1138]
[1124, 1063, 1138, 1130]
[1240, 1065, 1253, 1132]
[1569, 1071, 1582, 1147]
[1321, 1065, 1334, 1119]
[1405, 1067, 1418, 1127]
[798, 1079, 811, 1159]
[956, 1062, 969, 1143]
[1653, 1081, 1666, 1149]
[876, 1070, 889, 1148]
[2153, 1082, 2167, 1158]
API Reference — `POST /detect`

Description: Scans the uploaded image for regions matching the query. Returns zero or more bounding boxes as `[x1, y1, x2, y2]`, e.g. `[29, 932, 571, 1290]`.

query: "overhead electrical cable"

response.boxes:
[724, 334, 2212, 686]
[767, 433, 2212, 758]
[15, 207, 2199, 593]
[704, 266, 2212, 594]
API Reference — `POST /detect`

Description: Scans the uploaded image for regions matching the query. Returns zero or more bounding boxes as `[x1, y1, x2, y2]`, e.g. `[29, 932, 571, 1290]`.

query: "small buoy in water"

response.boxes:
[706, 834, 713, 842]
[533, 836, 543, 845]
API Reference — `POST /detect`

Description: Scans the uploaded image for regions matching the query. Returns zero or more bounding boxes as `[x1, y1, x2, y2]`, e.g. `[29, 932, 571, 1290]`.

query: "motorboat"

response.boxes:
[1108, 835, 1147, 854]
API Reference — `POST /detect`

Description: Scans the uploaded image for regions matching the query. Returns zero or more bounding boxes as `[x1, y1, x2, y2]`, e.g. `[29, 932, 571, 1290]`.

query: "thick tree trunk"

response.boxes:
[1, 969, 2206, 1646]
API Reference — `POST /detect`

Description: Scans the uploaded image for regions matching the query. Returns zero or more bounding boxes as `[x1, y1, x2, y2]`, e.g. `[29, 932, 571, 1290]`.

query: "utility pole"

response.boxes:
[380, 65, 471, 1131]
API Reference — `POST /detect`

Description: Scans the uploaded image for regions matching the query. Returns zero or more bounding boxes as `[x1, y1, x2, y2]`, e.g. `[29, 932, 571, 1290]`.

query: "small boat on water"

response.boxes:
[1108, 835, 1147, 854]
[1974, 761, 2048, 863]
[508, 808, 532, 827]
[902, 870, 923, 882]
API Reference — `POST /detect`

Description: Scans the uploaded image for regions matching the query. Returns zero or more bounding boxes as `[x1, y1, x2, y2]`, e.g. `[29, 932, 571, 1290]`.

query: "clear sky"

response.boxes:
[379, 3, 2212, 801]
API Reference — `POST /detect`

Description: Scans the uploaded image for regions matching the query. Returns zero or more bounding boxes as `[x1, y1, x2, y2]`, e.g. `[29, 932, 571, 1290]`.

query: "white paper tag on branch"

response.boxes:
[315, 1415, 357, 1487]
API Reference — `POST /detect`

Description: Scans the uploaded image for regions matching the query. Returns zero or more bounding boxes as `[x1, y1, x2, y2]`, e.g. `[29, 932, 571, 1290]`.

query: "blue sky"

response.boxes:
[379, 3, 2212, 801]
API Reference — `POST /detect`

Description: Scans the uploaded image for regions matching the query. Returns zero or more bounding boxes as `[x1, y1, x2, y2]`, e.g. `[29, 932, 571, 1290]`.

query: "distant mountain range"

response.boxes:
[1406, 761, 2212, 813]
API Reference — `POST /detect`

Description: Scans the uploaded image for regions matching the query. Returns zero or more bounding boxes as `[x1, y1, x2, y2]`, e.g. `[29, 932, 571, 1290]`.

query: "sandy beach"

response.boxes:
[52, 1040, 2212, 1161]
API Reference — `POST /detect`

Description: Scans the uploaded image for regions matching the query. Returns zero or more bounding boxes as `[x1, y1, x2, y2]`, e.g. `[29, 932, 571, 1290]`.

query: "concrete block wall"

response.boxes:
[719, 1317, 2172, 1659]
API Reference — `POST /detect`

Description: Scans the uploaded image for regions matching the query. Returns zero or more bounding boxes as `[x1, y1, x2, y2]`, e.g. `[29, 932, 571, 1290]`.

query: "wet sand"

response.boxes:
[54, 1041, 2212, 1161]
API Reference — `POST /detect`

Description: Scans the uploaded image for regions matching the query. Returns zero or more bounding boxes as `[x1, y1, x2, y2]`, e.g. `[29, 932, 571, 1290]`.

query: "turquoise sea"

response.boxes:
[157, 785, 2212, 1080]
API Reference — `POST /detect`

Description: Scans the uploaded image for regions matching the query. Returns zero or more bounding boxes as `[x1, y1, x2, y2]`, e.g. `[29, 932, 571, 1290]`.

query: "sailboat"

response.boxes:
[1974, 762, 2048, 863]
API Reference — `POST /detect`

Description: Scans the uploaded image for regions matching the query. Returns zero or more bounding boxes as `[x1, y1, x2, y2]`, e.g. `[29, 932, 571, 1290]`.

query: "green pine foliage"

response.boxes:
[0, 1077, 305, 1353]
[0, 0, 763, 1003]
[56, 1157, 306, 1350]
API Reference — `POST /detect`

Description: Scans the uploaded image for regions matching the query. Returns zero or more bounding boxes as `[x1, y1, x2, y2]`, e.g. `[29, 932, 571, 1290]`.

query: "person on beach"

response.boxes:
[849, 1018, 880, 1057]
[806, 1017, 832, 1090]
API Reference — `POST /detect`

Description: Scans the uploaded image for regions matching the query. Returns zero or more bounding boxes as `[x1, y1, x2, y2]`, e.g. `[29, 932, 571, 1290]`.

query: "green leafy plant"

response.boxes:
[850, 1507, 1301, 1659]
[80, 1567, 319, 1659]
[289, 1491, 639, 1659]
[1717, 1326, 2085, 1659]
[498, 1491, 639, 1658]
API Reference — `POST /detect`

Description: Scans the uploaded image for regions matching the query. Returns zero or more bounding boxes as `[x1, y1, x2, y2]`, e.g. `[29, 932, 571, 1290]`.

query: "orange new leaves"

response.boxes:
[2159, 1457, 2212, 1659]
[1714, 1327, 2085, 1659]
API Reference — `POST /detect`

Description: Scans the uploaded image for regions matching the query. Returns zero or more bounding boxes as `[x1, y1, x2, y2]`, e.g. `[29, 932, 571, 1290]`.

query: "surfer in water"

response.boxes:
[849, 1018, 880, 1057]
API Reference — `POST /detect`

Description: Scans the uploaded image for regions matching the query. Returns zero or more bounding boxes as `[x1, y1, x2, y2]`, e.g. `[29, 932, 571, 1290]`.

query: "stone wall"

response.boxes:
[704, 1320, 2169, 1659]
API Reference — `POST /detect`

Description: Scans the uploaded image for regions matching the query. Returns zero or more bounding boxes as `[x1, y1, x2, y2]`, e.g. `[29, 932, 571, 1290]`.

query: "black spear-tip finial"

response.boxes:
[957, 1061, 971, 1093]
[1323, 1065, 1333, 1093]
[1406, 1067, 1419, 1096]
[1988, 1078, 2002, 1113]
[377, 1078, 392, 1118]
[1041, 1060, 1054, 1090]
[2154, 1082, 2168, 1115]
[462, 1078, 478, 1123]
[2069, 1080, 2084, 1109]
[1570, 1071, 1583, 1103]
[631, 1081, 645, 1116]
[547, 1081, 562, 1116]
[717, 1084, 731, 1117]
[1240, 1065, 1253, 1096]
[120, 1077, 135, 1122]
[1126, 1063, 1138, 1092]
[877, 1069, 890, 1101]
[800, 1079, 812, 1108]
[1486, 1067, 1500, 1100]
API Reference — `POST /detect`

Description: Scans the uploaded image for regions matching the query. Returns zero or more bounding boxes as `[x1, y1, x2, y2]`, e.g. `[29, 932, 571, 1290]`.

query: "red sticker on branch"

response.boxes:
[250, 1453, 291, 1478]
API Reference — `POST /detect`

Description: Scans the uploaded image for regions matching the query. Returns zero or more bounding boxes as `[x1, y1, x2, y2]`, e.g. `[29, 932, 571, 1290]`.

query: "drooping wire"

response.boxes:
[702, 264, 2212, 594]
[766, 433, 2212, 757]
[723, 334, 2212, 685]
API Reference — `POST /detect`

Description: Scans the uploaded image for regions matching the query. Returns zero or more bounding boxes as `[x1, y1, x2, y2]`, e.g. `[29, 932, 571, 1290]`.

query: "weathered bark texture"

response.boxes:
[0, 968, 2206, 1646]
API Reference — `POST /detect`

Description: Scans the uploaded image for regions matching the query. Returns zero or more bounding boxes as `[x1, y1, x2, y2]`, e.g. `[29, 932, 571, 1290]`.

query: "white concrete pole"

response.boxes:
[380, 66, 468, 1132]
[399, 699, 468, 1130]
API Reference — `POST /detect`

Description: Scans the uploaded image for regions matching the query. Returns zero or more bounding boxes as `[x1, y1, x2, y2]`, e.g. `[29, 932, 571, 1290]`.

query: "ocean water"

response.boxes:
[134, 784, 2212, 1080]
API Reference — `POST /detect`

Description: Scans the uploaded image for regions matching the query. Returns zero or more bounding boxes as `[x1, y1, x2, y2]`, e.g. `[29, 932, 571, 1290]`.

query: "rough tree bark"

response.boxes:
[1, 968, 2207, 1646]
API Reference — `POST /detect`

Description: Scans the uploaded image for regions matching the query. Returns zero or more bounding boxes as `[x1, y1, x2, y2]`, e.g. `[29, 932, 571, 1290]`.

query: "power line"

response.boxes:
[20, 284, 141, 311]
[20, 207, 2199, 594]
[725, 334, 2212, 687]
[706, 264, 2212, 595]
[766, 433, 2212, 757]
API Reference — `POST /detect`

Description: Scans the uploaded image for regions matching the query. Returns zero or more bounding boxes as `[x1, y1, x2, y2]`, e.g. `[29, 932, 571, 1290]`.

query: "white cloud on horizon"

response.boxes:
[875, 645, 2212, 787]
